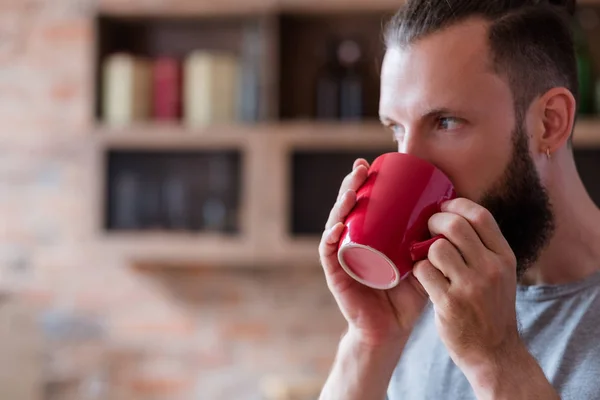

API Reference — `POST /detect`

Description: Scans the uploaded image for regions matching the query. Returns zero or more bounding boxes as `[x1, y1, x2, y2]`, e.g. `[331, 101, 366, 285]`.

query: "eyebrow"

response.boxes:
[380, 107, 458, 125]
[422, 107, 455, 119]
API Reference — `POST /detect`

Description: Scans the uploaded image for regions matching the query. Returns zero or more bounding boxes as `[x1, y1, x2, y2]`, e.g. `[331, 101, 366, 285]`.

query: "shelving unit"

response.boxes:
[92, 0, 600, 269]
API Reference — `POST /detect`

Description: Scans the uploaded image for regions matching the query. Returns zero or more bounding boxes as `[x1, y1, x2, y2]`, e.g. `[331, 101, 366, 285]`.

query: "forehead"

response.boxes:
[380, 19, 513, 118]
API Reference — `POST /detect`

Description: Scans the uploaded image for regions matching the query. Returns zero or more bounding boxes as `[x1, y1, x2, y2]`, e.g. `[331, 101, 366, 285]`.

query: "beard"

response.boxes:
[479, 120, 555, 280]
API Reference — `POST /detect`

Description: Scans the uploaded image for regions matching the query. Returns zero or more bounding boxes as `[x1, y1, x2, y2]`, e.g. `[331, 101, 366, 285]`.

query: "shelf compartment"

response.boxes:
[105, 149, 243, 234]
[279, 13, 390, 120]
[95, 15, 273, 124]
[290, 149, 390, 235]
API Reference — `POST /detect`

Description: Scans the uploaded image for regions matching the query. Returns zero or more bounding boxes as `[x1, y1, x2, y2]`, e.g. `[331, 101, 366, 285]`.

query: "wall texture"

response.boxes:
[0, 1, 345, 398]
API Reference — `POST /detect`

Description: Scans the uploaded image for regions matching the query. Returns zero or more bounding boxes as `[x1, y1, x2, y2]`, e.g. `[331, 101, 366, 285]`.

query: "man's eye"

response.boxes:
[437, 117, 462, 130]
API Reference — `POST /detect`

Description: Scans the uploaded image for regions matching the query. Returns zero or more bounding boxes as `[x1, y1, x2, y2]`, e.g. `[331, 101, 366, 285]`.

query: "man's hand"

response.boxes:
[318, 159, 430, 400]
[319, 158, 428, 348]
[413, 198, 559, 399]
[413, 197, 519, 370]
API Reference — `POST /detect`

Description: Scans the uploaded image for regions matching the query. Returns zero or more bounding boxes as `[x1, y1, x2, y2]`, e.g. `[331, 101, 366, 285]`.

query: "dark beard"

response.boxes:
[479, 122, 555, 280]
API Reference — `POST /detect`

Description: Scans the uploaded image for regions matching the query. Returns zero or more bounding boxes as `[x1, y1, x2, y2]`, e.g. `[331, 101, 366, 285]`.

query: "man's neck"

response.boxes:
[521, 152, 600, 286]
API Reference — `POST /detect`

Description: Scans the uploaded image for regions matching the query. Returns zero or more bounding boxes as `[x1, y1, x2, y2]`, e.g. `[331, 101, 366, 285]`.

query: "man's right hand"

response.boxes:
[319, 158, 430, 348]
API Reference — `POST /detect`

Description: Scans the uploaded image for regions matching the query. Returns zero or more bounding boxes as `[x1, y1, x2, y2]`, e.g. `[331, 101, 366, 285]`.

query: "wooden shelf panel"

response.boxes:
[573, 119, 600, 147]
[95, 121, 394, 150]
[98, 0, 400, 17]
[96, 120, 600, 149]
[99, 232, 323, 268]
[280, 0, 400, 13]
[99, 232, 257, 267]
[98, 0, 278, 18]
[99, 0, 600, 17]
[95, 123, 256, 149]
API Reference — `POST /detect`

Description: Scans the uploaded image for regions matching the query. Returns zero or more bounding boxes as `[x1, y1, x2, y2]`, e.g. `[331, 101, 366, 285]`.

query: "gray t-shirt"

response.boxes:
[388, 270, 600, 400]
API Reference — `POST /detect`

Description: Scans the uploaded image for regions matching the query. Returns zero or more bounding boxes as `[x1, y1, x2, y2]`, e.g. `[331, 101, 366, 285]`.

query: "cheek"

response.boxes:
[436, 137, 511, 201]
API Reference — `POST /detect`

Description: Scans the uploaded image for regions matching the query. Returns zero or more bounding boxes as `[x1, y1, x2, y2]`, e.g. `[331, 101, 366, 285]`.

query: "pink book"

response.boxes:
[152, 57, 182, 121]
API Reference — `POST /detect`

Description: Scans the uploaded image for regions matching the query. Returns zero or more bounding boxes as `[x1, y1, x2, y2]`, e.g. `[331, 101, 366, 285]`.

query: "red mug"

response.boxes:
[337, 152, 456, 290]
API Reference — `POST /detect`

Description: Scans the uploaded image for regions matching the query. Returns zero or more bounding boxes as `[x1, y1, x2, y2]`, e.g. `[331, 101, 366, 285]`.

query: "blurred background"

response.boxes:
[1, 0, 600, 399]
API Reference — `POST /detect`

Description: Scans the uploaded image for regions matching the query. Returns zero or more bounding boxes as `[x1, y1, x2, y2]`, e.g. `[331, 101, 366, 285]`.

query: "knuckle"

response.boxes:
[446, 215, 466, 235]
[336, 197, 351, 218]
[413, 260, 431, 278]
[428, 238, 450, 259]
[487, 267, 502, 283]
[486, 258, 507, 281]
[472, 207, 492, 226]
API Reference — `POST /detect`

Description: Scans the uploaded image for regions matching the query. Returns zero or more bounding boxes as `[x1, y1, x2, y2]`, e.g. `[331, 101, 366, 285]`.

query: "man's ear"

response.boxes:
[533, 87, 576, 155]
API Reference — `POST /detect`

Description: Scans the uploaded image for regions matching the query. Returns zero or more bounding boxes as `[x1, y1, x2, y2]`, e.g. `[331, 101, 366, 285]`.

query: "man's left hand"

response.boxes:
[412, 197, 521, 377]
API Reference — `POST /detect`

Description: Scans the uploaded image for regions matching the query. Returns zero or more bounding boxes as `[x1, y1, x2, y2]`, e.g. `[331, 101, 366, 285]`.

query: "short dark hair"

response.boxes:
[384, 0, 578, 127]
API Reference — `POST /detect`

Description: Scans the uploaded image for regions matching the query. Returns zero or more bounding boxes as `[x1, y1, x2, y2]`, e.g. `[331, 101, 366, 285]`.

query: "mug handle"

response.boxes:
[409, 234, 445, 262]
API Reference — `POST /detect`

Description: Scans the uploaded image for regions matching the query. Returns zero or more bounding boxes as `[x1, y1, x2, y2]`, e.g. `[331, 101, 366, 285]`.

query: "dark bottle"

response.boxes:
[338, 39, 364, 121]
[315, 39, 365, 120]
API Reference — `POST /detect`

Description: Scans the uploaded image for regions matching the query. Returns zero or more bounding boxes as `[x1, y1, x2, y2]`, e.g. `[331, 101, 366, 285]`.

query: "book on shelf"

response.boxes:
[183, 51, 241, 128]
[152, 57, 182, 121]
[102, 53, 151, 126]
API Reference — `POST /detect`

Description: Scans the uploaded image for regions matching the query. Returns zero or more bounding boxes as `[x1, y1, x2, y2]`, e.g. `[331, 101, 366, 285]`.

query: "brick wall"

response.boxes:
[0, 1, 345, 398]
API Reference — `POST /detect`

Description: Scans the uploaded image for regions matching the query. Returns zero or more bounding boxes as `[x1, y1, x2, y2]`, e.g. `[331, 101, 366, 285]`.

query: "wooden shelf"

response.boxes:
[98, 231, 324, 268]
[98, 0, 400, 17]
[95, 119, 600, 149]
[95, 123, 256, 149]
[98, 0, 278, 18]
[98, 0, 600, 18]
[98, 232, 257, 268]
[573, 119, 600, 147]
[94, 121, 393, 149]
[279, 0, 400, 13]
[99, 233, 322, 268]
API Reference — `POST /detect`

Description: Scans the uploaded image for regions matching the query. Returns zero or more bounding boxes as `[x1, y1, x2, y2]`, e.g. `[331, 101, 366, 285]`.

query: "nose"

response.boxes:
[396, 129, 429, 161]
